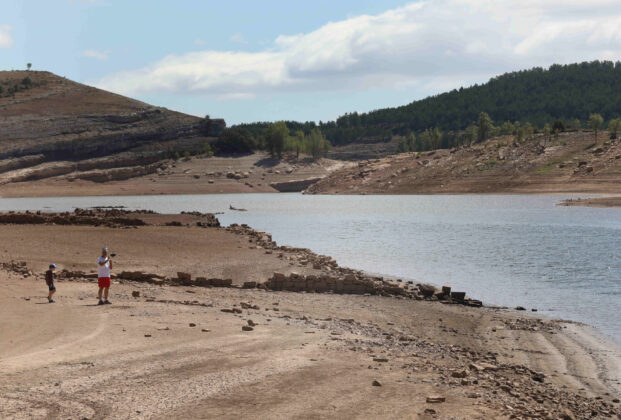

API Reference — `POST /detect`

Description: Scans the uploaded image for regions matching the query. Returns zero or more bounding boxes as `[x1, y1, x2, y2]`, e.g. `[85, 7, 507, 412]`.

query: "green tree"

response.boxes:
[215, 127, 256, 153]
[516, 122, 534, 143]
[477, 112, 493, 142]
[397, 137, 409, 153]
[264, 121, 289, 159]
[499, 121, 515, 135]
[608, 118, 620, 140]
[406, 132, 416, 151]
[464, 125, 478, 145]
[284, 130, 305, 159]
[588, 113, 604, 140]
[552, 120, 565, 133]
[26, 63, 32, 71]
[293, 130, 305, 159]
[568, 118, 581, 131]
[306, 128, 331, 159]
[203, 141, 214, 157]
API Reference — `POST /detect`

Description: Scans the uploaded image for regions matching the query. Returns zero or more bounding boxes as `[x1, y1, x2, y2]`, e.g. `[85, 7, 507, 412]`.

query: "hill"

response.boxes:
[0, 71, 225, 185]
[235, 61, 621, 158]
[305, 130, 621, 195]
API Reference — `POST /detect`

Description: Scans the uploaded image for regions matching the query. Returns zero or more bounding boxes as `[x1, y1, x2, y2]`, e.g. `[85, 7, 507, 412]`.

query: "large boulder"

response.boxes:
[418, 284, 437, 297]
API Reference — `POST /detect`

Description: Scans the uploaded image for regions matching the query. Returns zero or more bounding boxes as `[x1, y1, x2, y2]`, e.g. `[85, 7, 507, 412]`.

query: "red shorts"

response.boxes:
[98, 277, 111, 288]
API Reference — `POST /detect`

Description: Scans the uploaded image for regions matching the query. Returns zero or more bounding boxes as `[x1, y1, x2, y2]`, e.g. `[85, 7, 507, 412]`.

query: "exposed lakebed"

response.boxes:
[0, 193, 619, 341]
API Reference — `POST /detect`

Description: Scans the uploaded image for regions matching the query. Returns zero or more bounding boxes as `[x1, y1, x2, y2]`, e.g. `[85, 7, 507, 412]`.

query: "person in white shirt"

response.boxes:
[97, 247, 113, 305]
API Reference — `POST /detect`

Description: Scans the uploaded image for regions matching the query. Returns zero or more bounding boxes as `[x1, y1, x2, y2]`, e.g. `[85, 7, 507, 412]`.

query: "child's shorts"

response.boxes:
[48, 284, 56, 291]
[98, 277, 111, 288]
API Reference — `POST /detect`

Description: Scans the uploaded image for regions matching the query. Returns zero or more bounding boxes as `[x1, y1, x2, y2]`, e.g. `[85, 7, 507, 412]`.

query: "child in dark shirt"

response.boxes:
[45, 264, 57, 303]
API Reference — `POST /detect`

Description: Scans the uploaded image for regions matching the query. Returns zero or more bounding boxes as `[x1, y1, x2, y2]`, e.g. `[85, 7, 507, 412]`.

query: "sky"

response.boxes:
[2, 0, 621, 125]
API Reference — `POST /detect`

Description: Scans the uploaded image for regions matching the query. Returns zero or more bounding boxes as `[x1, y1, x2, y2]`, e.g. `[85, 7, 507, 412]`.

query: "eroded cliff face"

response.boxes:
[0, 70, 225, 183]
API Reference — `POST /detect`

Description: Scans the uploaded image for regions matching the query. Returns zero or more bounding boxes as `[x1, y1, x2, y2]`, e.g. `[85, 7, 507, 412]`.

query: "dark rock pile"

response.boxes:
[0, 260, 31, 276]
[0, 209, 146, 227]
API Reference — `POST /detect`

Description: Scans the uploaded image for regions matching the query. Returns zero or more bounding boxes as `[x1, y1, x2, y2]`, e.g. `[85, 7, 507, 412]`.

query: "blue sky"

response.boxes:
[2, 0, 621, 125]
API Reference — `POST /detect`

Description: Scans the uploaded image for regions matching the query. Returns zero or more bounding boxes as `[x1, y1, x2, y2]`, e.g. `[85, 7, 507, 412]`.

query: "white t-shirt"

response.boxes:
[98, 256, 111, 278]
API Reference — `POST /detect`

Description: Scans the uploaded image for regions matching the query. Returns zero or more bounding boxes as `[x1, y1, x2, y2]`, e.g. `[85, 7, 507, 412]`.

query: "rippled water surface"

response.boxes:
[1, 193, 619, 340]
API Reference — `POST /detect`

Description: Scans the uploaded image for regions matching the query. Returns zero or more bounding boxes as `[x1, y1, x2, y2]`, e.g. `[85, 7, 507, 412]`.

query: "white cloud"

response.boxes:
[95, 0, 621, 99]
[0, 25, 13, 48]
[230, 33, 247, 44]
[82, 49, 110, 60]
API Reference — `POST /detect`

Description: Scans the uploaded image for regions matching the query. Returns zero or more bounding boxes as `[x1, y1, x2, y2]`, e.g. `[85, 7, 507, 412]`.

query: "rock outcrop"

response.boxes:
[269, 177, 323, 192]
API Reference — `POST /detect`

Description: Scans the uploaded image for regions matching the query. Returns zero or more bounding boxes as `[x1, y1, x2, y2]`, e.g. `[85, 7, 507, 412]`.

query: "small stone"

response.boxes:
[560, 409, 576, 420]
[372, 380, 381, 387]
[132, 291, 140, 298]
[451, 369, 468, 378]
[532, 373, 545, 383]
[426, 395, 446, 403]
[247, 320, 256, 327]
[424, 408, 436, 415]
[515, 306, 526, 311]
[144, 334, 152, 337]
[189, 323, 196, 327]
[201, 329, 210, 332]
[242, 326, 254, 331]
[373, 358, 389, 363]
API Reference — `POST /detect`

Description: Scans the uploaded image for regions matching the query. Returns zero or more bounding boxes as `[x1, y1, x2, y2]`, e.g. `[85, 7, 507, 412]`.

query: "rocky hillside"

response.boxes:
[0, 71, 225, 185]
[305, 130, 621, 194]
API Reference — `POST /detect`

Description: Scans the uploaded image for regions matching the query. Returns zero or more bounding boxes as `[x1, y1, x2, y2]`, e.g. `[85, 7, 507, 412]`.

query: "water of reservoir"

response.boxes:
[0, 193, 619, 341]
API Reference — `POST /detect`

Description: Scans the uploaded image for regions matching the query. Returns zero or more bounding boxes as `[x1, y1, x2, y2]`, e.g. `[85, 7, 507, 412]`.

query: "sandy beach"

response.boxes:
[0, 212, 619, 419]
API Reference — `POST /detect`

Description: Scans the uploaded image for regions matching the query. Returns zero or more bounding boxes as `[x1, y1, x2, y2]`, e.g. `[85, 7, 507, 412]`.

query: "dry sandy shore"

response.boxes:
[1, 220, 620, 419]
[0, 152, 353, 198]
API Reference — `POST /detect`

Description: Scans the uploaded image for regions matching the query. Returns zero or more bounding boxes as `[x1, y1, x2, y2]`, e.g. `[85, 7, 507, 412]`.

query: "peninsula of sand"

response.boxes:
[0, 209, 619, 419]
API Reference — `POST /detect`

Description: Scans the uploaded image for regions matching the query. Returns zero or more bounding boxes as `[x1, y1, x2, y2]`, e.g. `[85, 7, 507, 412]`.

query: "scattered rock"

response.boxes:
[372, 380, 382, 387]
[132, 291, 140, 298]
[560, 409, 576, 420]
[189, 323, 196, 327]
[242, 326, 254, 331]
[177, 272, 191, 281]
[221, 308, 242, 314]
[426, 395, 446, 403]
